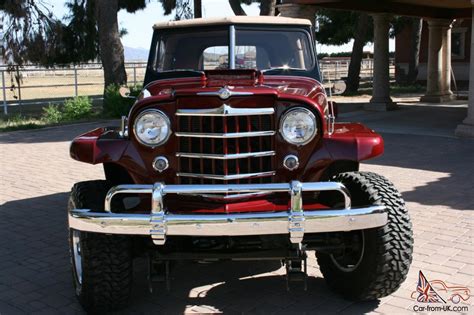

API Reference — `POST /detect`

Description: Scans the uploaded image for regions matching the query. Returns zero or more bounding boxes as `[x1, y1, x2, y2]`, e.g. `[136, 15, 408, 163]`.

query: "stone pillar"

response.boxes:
[420, 19, 455, 103]
[366, 13, 397, 111]
[455, 6, 474, 137]
[277, 4, 318, 24]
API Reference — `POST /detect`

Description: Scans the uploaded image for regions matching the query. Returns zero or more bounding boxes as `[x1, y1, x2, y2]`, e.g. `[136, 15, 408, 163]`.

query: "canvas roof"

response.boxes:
[153, 16, 312, 29]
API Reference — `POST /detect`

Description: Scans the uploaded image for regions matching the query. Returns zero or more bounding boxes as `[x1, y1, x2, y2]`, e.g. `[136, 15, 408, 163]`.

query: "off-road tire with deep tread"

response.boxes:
[68, 180, 133, 313]
[316, 172, 413, 300]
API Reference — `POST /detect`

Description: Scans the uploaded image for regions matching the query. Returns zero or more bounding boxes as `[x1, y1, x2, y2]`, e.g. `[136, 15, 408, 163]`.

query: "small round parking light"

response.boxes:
[283, 155, 299, 171]
[153, 156, 169, 173]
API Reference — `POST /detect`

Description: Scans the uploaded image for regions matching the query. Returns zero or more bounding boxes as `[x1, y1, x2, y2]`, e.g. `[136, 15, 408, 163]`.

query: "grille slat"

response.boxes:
[177, 105, 275, 185]
[175, 130, 275, 138]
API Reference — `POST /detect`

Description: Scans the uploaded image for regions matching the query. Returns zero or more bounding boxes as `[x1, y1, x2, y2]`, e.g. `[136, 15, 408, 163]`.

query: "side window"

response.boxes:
[202, 46, 229, 70]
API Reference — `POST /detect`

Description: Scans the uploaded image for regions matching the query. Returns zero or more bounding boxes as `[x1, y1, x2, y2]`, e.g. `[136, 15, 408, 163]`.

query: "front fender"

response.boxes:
[70, 128, 129, 164]
[323, 123, 384, 161]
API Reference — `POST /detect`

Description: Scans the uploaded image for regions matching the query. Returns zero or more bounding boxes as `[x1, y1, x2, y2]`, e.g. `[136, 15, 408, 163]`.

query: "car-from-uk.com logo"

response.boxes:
[411, 271, 471, 312]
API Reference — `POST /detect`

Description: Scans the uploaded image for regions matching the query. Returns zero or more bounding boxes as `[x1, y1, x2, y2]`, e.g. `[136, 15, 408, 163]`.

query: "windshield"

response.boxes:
[151, 26, 315, 72]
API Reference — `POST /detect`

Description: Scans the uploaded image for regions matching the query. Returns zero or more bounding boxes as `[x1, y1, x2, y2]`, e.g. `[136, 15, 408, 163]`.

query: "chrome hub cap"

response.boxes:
[72, 230, 83, 284]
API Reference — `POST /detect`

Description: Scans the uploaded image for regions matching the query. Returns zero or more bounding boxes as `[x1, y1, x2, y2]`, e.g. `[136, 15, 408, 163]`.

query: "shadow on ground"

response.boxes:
[0, 192, 381, 314]
[365, 133, 474, 210]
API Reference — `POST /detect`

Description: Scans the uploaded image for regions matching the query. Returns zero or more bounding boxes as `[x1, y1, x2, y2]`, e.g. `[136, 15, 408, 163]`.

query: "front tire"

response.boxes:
[68, 180, 133, 313]
[316, 172, 413, 300]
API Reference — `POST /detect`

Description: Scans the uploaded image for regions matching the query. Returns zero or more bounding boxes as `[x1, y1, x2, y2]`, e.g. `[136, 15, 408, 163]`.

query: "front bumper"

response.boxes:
[68, 181, 387, 245]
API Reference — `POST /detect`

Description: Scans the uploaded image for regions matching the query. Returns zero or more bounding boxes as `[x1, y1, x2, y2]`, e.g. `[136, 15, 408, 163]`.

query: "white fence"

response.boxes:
[0, 62, 147, 114]
[1, 59, 395, 115]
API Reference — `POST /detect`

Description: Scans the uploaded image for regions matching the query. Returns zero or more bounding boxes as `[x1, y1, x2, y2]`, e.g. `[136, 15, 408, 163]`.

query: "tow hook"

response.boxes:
[284, 247, 308, 291]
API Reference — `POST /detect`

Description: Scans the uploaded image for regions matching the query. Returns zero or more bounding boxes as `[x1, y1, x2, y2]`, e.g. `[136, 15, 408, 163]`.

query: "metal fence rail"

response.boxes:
[1, 62, 147, 115]
[1, 59, 395, 115]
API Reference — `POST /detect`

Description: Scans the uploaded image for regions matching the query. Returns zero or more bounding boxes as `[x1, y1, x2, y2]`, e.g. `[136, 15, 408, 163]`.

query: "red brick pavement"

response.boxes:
[0, 122, 473, 314]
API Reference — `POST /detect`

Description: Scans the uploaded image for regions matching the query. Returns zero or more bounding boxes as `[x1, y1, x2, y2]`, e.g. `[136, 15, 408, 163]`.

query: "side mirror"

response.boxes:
[119, 86, 135, 99]
[332, 81, 346, 95]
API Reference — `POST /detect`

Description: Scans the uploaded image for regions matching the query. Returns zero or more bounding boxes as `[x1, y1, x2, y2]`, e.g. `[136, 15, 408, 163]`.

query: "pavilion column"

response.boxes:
[420, 19, 455, 103]
[277, 4, 318, 24]
[455, 5, 474, 137]
[366, 13, 397, 111]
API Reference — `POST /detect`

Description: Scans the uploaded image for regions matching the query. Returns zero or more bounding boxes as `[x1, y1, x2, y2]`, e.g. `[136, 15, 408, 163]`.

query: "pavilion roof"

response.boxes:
[283, 0, 472, 19]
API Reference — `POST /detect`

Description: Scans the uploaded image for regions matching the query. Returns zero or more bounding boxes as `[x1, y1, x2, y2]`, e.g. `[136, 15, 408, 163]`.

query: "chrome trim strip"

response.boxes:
[289, 181, 304, 244]
[229, 25, 236, 69]
[104, 185, 153, 212]
[176, 171, 276, 181]
[103, 182, 351, 212]
[197, 90, 253, 98]
[176, 104, 274, 117]
[175, 131, 275, 138]
[69, 205, 387, 237]
[176, 151, 275, 160]
[181, 191, 271, 201]
[302, 182, 351, 209]
[163, 183, 290, 194]
[150, 183, 166, 245]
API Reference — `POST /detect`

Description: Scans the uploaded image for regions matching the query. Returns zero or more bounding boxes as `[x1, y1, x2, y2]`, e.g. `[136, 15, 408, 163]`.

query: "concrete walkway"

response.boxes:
[339, 102, 469, 138]
[0, 106, 473, 314]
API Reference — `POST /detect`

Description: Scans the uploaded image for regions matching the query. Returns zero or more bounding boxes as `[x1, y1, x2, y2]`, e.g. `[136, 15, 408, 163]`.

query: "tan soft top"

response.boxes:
[153, 16, 312, 29]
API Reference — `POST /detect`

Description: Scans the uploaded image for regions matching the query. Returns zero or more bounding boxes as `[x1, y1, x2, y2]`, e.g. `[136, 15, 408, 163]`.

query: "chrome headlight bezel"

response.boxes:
[133, 109, 172, 147]
[279, 107, 318, 146]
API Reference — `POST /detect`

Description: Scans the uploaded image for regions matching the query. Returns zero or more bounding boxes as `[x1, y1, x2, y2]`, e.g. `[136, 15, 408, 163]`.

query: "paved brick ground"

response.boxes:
[0, 121, 473, 314]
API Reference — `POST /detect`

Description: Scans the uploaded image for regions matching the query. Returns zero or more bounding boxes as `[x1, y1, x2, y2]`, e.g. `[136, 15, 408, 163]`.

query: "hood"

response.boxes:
[142, 69, 326, 101]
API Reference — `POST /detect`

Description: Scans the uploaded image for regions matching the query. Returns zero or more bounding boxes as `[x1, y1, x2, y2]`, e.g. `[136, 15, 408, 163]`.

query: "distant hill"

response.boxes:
[124, 46, 149, 62]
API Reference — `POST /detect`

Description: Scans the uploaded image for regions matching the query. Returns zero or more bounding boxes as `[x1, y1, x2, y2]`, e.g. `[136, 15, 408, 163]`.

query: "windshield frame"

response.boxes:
[144, 24, 321, 86]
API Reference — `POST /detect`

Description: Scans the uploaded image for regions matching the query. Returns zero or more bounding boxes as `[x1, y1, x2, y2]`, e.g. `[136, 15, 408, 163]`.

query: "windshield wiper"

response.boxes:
[157, 69, 205, 75]
[262, 67, 306, 73]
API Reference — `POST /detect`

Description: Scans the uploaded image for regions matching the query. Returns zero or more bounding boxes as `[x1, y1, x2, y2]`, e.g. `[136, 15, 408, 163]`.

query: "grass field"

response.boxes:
[2, 66, 146, 102]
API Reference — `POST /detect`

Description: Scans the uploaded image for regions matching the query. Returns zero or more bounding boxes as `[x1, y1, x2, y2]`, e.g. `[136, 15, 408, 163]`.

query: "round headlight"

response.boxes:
[134, 109, 171, 146]
[280, 108, 317, 145]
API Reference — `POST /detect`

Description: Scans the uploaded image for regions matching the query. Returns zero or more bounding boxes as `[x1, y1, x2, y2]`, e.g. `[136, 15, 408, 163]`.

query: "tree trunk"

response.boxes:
[228, 0, 247, 16]
[407, 18, 422, 84]
[259, 0, 276, 16]
[194, 0, 202, 18]
[345, 13, 370, 94]
[95, 0, 127, 89]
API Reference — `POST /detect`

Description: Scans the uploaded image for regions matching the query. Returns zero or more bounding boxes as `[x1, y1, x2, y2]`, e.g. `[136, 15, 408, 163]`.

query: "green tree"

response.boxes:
[1, 0, 193, 89]
[228, 0, 276, 16]
[0, 0, 58, 65]
[316, 10, 373, 94]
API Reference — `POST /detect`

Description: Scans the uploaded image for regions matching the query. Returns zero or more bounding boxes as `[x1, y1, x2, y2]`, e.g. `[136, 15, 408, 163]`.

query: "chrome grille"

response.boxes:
[176, 105, 275, 185]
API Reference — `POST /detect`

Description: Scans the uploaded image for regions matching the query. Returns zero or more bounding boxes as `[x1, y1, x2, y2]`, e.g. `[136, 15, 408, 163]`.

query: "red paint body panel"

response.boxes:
[70, 71, 384, 213]
[324, 123, 384, 161]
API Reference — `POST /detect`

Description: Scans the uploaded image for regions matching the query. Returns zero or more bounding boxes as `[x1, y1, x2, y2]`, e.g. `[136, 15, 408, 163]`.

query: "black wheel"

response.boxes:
[68, 180, 133, 313]
[316, 172, 413, 300]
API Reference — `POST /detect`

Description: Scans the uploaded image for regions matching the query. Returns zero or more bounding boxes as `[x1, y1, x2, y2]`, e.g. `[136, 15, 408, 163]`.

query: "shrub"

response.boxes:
[42, 104, 63, 123]
[103, 84, 142, 118]
[63, 96, 92, 120]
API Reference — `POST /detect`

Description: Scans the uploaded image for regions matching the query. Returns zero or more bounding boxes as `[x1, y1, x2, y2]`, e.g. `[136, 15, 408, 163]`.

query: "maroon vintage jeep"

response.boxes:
[68, 16, 413, 312]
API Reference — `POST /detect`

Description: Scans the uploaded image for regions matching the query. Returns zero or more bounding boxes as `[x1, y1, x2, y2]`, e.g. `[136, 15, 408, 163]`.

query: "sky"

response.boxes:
[45, 0, 394, 54]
